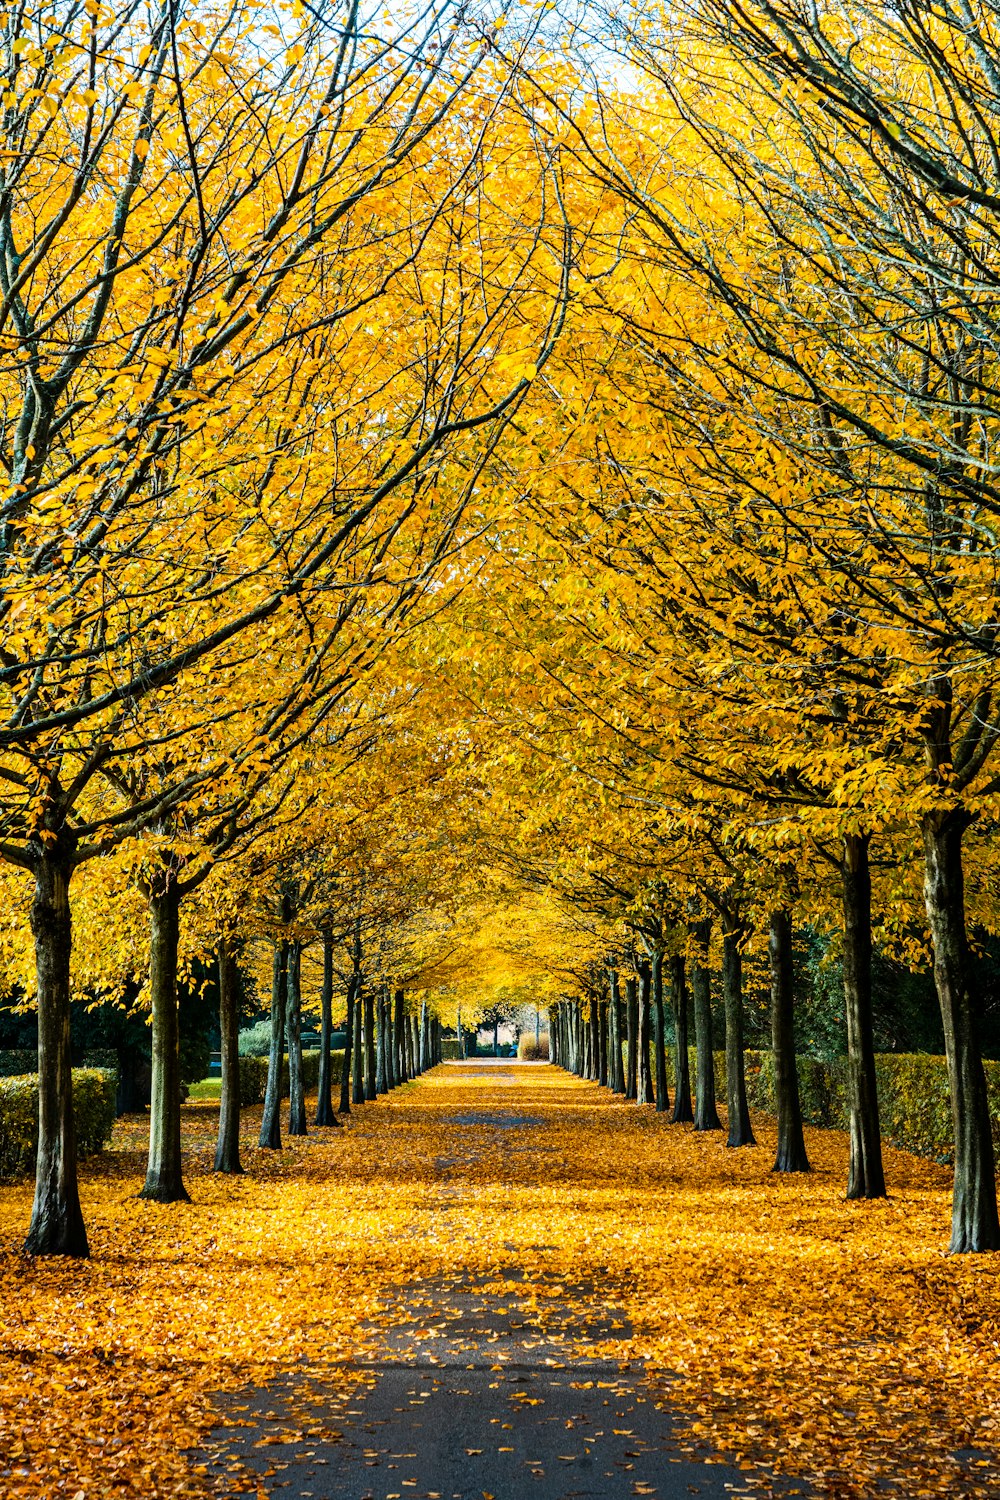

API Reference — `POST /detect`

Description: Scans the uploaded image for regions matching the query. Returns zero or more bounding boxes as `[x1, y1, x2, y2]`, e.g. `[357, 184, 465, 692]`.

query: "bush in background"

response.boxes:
[518, 1034, 550, 1061]
[0, 1068, 116, 1181]
[237, 1049, 342, 1105]
[0, 1049, 36, 1078]
[238, 1021, 274, 1057]
[659, 1045, 1000, 1168]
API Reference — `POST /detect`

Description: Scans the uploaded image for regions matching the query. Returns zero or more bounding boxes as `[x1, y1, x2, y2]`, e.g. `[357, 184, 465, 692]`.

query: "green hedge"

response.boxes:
[657, 1044, 1000, 1167]
[237, 1049, 343, 1106]
[0, 1068, 117, 1181]
[0, 1049, 36, 1078]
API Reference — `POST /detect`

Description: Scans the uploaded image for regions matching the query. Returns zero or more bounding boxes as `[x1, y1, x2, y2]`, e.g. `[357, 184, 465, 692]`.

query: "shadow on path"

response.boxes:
[200, 1066, 808, 1500]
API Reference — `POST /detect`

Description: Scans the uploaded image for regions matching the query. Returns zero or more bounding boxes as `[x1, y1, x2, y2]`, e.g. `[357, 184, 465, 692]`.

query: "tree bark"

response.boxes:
[637, 961, 653, 1104]
[420, 998, 431, 1070]
[722, 916, 755, 1148]
[25, 837, 89, 1257]
[597, 999, 608, 1085]
[315, 928, 338, 1126]
[286, 940, 307, 1136]
[625, 977, 638, 1100]
[769, 908, 810, 1173]
[692, 920, 722, 1131]
[376, 988, 388, 1094]
[364, 984, 377, 1101]
[608, 970, 625, 1093]
[588, 1000, 600, 1081]
[410, 1014, 420, 1075]
[922, 809, 1000, 1252]
[141, 878, 190, 1201]
[842, 833, 885, 1199]
[259, 940, 287, 1149]
[670, 954, 693, 1124]
[214, 935, 243, 1173]
[652, 949, 669, 1113]
[339, 973, 356, 1116]
[352, 986, 365, 1104]
[394, 988, 406, 1082]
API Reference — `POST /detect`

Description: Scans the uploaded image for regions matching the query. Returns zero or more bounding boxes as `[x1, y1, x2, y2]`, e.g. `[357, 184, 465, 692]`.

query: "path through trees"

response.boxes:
[3, 1061, 1000, 1498]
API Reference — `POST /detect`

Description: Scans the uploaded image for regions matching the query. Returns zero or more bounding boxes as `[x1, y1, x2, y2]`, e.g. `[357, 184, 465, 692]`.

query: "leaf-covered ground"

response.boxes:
[2, 1063, 1000, 1498]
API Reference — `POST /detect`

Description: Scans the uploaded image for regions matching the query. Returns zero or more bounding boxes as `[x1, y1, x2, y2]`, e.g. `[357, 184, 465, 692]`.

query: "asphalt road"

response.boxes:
[200, 1066, 805, 1500]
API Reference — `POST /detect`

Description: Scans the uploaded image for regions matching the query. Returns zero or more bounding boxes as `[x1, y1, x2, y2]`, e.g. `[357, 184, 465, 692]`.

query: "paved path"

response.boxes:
[201, 1063, 803, 1500]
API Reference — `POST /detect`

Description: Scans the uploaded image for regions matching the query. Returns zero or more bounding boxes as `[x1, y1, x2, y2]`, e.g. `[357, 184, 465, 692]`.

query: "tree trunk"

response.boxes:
[922, 809, 1000, 1252]
[141, 879, 190, 1202]
[419, 998, 430, 1070]
[286, 940, 307, 1136]
[842, 833, 885, 1199]
[597, 999, 608, 1085]
[315, 929, 338, 1126]
[214, 935, 243, 1173]
[364, 984, 377, 1101]
[410, 1014, 420, 1075]
[259, 940, 287, 1149]
[722, 917, 755, 1148]
[394, 989, 406, 1082]
[671, 954, 693, 1124]
[637, 961, 653, 1104]
[352, 987, 365, 1103]
[376, 989, 388, 1094]
[769, 908, 810, 1173]
[25, 838, 89, 1257]
[652, 950, 669, 1113]
[692, 920, 721, 1131]
[625, 977, 638, 1100]
[608, 970, 625, 1093]
[339, 973, 356, 1116]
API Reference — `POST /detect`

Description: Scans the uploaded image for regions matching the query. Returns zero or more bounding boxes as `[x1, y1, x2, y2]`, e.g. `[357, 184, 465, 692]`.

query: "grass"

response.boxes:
[186, 1077, 221, 1100]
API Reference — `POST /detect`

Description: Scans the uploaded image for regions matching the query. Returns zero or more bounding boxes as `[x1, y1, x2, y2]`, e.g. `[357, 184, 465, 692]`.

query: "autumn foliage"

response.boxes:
[7, 0, 1000, 1493]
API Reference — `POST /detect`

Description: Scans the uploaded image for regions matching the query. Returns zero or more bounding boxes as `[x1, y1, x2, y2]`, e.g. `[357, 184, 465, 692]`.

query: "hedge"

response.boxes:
[0, 1049, 36, 1078]
[0, 1068, 117, 1182]
[237, 1049, 343, 1106]
[518, 1034, 551, 1061]
[656, 1045, 1000, 1167]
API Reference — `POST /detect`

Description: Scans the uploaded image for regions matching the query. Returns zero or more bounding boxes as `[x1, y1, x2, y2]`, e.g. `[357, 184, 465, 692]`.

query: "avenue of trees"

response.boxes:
[4, 0, 1000, 1254]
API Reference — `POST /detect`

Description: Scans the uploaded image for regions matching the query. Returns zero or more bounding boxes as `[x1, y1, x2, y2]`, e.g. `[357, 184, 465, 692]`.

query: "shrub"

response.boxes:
[518, 1034, 550, 1061]
[238, 1054, 268, 1105]
[0, 1049, 36, 1078]
[235, 1049, 343, 1106]
[0, 1068, 116, 1181]
[238, 1021, 274, 1057]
